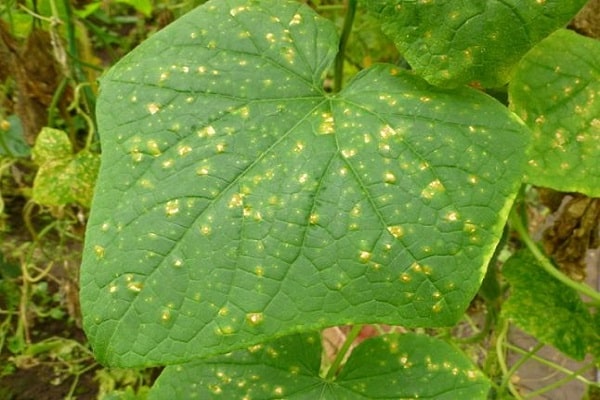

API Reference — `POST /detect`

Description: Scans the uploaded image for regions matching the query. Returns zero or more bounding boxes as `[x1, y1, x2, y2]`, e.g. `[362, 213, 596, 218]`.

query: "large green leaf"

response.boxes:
[365, 0, 587, 88]
[149, 332, 490, 399]
[81, 0, 529, 367]
[509, 29, 600, 197]
[502, 249, 599, 360]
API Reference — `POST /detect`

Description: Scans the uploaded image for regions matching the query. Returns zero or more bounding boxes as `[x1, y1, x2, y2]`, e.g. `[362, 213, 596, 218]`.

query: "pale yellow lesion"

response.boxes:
[265, 33, 276, 44]
[289, 13, 302, 26]
[197, 125, 216, 138]
[146, 140, 161, 156]
[384, 171, 397, 184]
[146, 103, 160, 115]
[318, 112, 334, 135]
[127, 281, 143, 293]
[421, 179, 445, 199]
[177, 145, 192, 156]
[387, 225, 404, 239]
[379, 124, 396, 139]
[359, 250, 372, 263]
[229, 5, 249, 16]
[228, 193, 244, 208]
[165, 200, 180, 216]
[246, 312, 264, 326]
[94, 245, 105, 259]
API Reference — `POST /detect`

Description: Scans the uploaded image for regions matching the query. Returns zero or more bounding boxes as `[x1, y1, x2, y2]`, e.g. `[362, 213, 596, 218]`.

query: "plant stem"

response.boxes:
[334, 0, 357, 93]
[505, 342, 543, 381]
[325, 324, 363, 380]
[524, 362, 595, 399]
[58, 0, 97, 123]
[505, 342, 597, 385]
[509, 209, 600, 303]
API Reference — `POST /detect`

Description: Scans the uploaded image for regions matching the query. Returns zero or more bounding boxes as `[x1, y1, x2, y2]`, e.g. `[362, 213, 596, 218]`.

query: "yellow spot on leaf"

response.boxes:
[198, 125, 216, 138]
[147, 140, 161, 156]
[165, 200, 180, 216]
[94, 245, 105, 259]
[178, 145, 192, 156]
[318, 112, 334, 135]
[127, 281, 143, 292]
[228, 193, 244, 208]
[384, 172, 396, 184]
[230, 6, 248, 16]
[289, 13, 302, 26]
[387, 225, 404, 239]
[246, 312, 264, 326]
[359, 251, 372, 263]
[421, 179, 445, 199]
[146, 103, 160, 115]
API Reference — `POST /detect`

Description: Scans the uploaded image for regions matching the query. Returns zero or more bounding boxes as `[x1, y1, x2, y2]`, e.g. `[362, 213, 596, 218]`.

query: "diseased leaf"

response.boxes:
[81, 0, 529, 367]
[509, 29, 600, 197]
[32, 127, 72, 164]
[365, 0, 587, 88]
[502, 249, 599, 360]
[149, 332, 489, 399]
[31, 128, 100, 207]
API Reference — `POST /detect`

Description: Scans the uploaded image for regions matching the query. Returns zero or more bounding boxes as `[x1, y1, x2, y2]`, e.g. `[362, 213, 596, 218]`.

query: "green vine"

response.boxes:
[333, 0, 357, 93]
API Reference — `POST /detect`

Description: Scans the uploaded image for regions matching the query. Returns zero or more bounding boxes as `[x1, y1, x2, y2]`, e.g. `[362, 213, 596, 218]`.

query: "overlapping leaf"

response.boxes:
[365, 0, 587, 88]
[149, 332, 490, 399]
[81, 0, 529, 367]
[509, 29, 600, 197]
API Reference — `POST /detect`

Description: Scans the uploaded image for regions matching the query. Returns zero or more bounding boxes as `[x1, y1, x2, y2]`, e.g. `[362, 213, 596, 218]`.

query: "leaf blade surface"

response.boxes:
[365, 0, 587, 88]
[509, 29, 600, 196]
[81, 0, 529, 367]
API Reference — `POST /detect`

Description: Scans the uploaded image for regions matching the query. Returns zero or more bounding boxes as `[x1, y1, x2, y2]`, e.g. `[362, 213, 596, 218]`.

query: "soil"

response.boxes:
[0, 363, 98, 400]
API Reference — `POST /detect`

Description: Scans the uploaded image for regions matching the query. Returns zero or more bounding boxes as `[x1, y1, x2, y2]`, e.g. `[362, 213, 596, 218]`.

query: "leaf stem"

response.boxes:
[334, 0, 357, 93]
[495, 318, 520, 398]
[325, 324, 362, 380]
[505, 342, 597, 385]
[509, 209, 600, 303]
[524, 362, 596, 399]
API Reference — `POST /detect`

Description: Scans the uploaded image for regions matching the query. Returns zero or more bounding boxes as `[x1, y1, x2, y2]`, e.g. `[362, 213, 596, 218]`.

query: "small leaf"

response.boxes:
[115, 0, 153, 17]
[148, 332, 490, 399]
[509, 29, 600, 197]
[502, 249, 598, 360]
[81, 0, 529, 367]
[31, 127, 72, 164]
[0, 115, 30, 158]
[365, 0, 587, 88]
[33, 159, 77, 206]
[31, 128, 100, 207]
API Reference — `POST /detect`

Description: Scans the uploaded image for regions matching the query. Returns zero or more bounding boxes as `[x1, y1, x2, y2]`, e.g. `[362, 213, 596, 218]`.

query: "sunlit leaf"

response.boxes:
[365, 0, 587, 88]
[149, 332, 489, 399]
[509, 29, 600, 197]
[81, 0, 528, 367]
